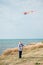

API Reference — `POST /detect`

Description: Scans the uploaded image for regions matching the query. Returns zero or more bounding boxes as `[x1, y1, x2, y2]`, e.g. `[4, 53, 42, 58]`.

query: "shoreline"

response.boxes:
[1, 42, 43, 56]
[0, 39, 43, 55]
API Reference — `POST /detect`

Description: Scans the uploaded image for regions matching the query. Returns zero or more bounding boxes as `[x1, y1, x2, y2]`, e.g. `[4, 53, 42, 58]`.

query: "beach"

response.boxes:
[0, 42, 43, 65]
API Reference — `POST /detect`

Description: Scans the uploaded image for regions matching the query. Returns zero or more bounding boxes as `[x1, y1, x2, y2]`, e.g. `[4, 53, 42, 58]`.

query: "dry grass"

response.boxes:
[0, 42, 43, 65]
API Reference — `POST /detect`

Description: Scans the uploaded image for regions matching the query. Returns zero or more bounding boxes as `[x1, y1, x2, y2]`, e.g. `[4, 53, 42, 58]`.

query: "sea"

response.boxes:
[0, 39, 43, 55]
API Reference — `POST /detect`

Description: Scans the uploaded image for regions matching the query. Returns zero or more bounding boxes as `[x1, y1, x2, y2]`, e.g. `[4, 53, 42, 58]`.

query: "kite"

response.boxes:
[23, 10, 36, 15]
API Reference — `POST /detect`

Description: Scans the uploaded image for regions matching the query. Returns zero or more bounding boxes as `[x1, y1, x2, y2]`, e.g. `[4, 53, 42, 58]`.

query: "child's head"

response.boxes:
[19, 41, 22, 44]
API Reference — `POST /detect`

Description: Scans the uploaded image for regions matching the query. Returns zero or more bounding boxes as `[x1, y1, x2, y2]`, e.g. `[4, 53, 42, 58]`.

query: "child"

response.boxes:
[18, 41, 24, 58]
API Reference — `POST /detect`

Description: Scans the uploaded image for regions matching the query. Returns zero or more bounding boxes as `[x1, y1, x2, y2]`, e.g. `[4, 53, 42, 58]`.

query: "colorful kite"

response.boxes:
[23, 10, 36, 15]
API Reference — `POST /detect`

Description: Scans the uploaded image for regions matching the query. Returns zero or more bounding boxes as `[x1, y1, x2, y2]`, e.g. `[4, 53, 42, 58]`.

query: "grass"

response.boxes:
[0, 42, 43, 65]
[35, 62, 40, 65]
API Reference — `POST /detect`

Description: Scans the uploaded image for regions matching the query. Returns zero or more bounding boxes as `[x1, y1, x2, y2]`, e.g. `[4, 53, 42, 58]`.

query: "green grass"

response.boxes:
[35, 62, 40, 65]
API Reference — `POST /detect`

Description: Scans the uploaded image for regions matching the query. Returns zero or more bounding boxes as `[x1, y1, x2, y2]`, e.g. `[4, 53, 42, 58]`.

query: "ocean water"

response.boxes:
[0, 39, 43, 54]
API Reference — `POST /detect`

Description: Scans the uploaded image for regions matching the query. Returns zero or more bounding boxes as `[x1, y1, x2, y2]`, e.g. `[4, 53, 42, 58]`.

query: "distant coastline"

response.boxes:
[0, 39, 43, 54]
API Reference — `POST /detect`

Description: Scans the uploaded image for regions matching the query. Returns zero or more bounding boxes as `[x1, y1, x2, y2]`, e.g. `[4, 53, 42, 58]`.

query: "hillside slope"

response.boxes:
[0, 42, 43, 65]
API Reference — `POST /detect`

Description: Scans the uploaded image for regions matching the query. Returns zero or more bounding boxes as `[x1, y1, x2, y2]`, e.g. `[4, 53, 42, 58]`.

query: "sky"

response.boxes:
[0, 0, 43, 39]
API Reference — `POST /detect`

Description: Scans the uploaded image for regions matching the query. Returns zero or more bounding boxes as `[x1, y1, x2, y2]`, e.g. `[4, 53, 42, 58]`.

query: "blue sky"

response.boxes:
[0, 0, 43, 39]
